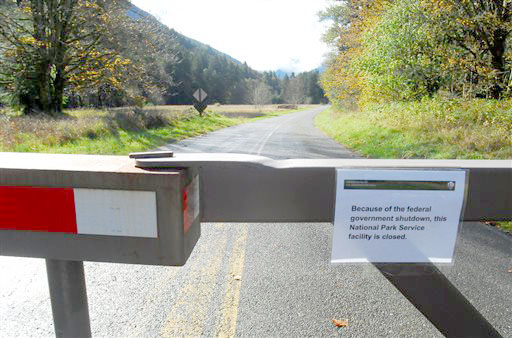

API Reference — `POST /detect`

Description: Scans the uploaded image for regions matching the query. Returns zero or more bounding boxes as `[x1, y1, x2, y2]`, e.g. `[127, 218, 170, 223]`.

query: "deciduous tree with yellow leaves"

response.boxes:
[422, 0, 512, 99]
[318, 0, 391, 107]
[0, 0, 177, 114]
[320, 0, 512, 105]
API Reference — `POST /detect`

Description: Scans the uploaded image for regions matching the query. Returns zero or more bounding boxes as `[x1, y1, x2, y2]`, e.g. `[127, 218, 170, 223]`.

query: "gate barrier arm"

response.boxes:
[0, 152, 200, 266]
[136, 153, 511, 222]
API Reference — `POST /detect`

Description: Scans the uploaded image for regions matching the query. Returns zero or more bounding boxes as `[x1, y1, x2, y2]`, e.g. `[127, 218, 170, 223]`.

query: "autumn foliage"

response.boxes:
[0, 0, 177, 115]
[320, 0, 512, 106]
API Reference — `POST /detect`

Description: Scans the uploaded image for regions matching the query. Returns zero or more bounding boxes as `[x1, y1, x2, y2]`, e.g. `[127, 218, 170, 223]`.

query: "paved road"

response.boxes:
[1, 106, 511, 337]
[161, 106, 357, 159]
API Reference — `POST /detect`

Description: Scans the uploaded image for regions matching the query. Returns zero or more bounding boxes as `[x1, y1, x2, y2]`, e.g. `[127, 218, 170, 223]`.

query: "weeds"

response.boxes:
[0, 104, 305, 154]
[317, 98, 512, 159]
[106, 107, 171, 131]
[498, 222, 512, 233]
[0, 115, 107, 149]
[0, 106, 191, 152]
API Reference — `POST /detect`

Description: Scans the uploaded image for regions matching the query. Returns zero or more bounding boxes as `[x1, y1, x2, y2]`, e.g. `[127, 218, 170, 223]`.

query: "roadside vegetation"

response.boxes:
[318, 0, 512, 157]
[0, 105, 311, 154]
[320, 0, 511, 104]
[493, 222, 512, 233]
[317, 0, 511, 159]
[317, 98, 512, 159]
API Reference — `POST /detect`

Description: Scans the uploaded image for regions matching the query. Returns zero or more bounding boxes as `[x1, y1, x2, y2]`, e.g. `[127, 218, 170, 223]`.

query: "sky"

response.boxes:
[131, 0, 331, 73]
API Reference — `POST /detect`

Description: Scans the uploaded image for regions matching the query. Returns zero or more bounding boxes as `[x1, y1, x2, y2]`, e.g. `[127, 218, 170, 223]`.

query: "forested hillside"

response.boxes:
[0, 0, 326, 115]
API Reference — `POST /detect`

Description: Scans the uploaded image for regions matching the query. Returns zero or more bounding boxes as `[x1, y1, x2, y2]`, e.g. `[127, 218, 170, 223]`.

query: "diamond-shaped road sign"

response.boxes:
[193, 88, 208, 102]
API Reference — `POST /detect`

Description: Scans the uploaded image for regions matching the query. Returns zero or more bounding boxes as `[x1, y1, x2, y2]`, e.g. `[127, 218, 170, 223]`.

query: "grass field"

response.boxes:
[0, 104, 314, 154]
[316, 98, 512, 159]
[497, 222, 512, 233]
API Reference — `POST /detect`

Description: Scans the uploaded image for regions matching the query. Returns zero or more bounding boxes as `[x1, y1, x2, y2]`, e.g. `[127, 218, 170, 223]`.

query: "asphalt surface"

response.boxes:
[1, 106, 511, 337]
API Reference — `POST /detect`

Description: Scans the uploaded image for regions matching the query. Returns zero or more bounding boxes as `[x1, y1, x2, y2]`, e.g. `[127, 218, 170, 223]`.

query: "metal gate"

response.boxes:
[0, 151, 510, 337]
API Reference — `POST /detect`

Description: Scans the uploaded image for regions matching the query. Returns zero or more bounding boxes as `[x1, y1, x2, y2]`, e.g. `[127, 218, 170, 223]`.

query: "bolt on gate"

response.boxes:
[0, 151, 510, 337]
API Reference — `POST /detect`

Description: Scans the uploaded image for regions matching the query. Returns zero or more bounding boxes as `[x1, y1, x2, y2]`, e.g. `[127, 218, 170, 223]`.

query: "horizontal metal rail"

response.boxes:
[137, 153, 512, 222]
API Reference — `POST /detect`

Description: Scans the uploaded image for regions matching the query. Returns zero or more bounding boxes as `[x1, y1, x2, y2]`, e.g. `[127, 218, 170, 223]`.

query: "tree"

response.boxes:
[0, 1, 135, 114]
[320, 0, 512, 103]
[284, 76, 306, 104]
[422, 0, 512, 99]
[318, 0, 392, 106]
[302, 70, 326, 104]
[0, 0, 177, 114]
[355, 0, 447, 102]
[246, 79, 273, 106]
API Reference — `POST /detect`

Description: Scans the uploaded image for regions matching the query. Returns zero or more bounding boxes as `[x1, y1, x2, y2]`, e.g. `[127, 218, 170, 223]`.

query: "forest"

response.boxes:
[0, 0, 326, 115]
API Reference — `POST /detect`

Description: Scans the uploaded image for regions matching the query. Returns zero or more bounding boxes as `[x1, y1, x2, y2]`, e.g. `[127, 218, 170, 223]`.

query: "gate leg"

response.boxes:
[375, 263, 502, 338]
[46, 259, 91, 338]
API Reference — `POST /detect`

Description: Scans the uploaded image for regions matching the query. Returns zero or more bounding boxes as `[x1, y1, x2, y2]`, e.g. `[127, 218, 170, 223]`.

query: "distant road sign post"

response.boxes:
[193, 101, 207, 115]
[193, 88, 208, 115]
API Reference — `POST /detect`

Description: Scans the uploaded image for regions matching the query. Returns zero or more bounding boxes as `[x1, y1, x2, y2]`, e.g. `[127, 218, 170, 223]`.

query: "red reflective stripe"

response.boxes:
[0, 186, 77, 233]
[182, 189, 191, 233]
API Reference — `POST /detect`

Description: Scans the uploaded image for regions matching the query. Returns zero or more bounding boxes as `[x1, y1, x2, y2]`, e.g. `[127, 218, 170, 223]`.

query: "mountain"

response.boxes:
[127, 3, 327, 105]
[127, 3, 259, 104]
[275, 69, 294, 78]
[128, 5, 243, 66]
[275, 65, 325, 79]
[123, 3, 326, 105]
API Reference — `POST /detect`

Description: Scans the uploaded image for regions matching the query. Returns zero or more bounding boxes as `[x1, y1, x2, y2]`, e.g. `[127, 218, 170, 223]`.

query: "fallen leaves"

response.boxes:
[332, 319, 348, 328]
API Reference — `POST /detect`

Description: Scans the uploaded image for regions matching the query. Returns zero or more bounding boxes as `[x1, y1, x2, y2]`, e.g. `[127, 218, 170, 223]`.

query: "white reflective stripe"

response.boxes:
[74, 189, 157, 238]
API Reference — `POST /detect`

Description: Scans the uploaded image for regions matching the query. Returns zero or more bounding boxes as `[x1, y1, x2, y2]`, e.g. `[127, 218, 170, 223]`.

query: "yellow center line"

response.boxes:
[216, 224, 248, 338]
[160, 223, 229, 337]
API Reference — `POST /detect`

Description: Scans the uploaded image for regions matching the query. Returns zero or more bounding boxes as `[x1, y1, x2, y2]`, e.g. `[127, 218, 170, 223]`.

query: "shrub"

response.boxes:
[106, 107, 170, 131]
[277, 104, 298, 109]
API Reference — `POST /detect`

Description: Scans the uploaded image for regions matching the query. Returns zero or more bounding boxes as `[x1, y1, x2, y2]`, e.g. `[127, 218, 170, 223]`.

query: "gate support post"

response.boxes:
[375, 263, 502, 338]
[46, 259, 92, 338]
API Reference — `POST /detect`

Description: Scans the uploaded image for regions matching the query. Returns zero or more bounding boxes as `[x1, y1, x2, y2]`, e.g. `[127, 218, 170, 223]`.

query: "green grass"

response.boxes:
[497, 222, 512, 233]
[9, 113, 243, 154]
[317, 110, 448, 158]
[0, 104, 315, 155]
[316, 98, 512, 159]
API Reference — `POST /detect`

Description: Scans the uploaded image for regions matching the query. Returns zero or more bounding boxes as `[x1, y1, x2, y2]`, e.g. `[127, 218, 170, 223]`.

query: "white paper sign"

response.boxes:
[331, 169, 466, 263]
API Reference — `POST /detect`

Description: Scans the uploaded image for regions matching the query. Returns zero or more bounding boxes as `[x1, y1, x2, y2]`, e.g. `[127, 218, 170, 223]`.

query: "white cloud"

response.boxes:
[131, 0, 330, 72]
